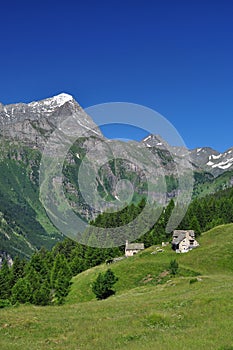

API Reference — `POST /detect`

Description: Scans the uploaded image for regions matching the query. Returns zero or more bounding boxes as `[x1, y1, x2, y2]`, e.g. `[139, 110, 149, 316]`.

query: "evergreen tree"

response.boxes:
[54, 269, 71, 304]
[51, 254, 72, 304]
[189, 216, 201, 235]
[33, 281, 51, 306]
[0, 260, 11, 299]
[11, 277, 32, 304]
[92, 269, 118, 300]
[9, 256, 26, 289]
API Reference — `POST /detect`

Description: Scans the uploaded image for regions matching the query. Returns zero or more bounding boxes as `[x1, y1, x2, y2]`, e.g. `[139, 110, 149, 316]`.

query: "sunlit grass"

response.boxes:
[1, 224, 233, 349]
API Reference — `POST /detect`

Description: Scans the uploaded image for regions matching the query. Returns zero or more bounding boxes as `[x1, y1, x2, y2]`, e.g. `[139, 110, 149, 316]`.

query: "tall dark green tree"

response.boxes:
[9, 256, 26, 289]
[11, 277, 32, 304]
[51, 254, 72, 304]
[0, 260, 11, 299]
[92, 269, 118, 300]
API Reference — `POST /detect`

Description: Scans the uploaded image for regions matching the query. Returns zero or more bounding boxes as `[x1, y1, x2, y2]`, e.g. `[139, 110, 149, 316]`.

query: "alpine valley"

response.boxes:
[0, 93, 233, 259]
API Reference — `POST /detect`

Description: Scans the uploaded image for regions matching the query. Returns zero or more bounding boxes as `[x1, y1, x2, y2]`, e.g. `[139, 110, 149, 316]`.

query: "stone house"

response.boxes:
[125, 240, 145, 257]
[172, 230, 199, 253]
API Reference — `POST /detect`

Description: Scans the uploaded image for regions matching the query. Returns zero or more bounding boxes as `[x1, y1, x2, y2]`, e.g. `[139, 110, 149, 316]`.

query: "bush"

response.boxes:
[92, 269, 118, 300]
[0, 299, 11, 308]
[169, 259, 179, 276]
[190, 278, 198, 284]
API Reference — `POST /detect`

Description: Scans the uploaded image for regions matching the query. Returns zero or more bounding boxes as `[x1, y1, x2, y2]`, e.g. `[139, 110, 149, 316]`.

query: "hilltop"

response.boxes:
[1, 224, 233, 349]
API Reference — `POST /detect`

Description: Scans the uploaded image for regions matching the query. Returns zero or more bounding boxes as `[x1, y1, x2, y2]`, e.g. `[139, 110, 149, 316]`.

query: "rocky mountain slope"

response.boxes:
[0, 93, 232, 258]
[190, 146, 233, 176]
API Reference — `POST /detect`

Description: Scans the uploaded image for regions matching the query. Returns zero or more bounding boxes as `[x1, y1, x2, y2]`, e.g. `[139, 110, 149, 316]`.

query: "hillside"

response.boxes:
[0, 148, 62, 258]
[66, 223, 233, 303]
[1, 224, 233, 349]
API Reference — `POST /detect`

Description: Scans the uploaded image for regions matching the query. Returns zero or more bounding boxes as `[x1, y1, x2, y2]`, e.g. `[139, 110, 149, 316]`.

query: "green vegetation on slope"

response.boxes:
[193, 170, 233, 197]
[0, 147, 62, 258]
[67, 223, 233, 304]
[1, 224, 233, 349]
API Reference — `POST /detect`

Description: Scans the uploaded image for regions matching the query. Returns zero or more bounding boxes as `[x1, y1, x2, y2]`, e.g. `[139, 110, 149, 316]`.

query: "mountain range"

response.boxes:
[0, 93, 232, 258]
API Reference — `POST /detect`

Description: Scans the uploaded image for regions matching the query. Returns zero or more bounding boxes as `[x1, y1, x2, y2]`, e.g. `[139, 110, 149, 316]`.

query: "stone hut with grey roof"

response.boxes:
[125, 240, 145, 257]
[172, 230, 199, 253]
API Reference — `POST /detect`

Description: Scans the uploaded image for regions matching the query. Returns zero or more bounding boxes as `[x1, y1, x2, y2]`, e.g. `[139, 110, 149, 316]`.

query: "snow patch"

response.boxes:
[215, 163, 233, 170]
[51, 93, 73, 106]
[143, 135, 151, 142]
[207, 161, 214, 166]
[211, 157, 233, 169]
[29, 93, 73, 109]
[211, 154, 222, 160]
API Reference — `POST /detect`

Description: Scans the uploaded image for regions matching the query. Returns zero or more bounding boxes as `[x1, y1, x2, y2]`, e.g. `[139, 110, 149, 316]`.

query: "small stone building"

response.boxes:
[172, 230, 199, 253]
[125, 240, 145, 257]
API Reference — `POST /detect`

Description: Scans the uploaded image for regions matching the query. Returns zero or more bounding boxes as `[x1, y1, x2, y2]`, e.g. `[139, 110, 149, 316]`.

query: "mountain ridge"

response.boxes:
[0, 93, 232, 258]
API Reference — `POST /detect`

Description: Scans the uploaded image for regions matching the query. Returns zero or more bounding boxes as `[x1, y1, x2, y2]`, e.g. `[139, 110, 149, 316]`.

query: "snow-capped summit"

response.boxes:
[52, 93, 74, 105]
[0, 92, 102, 149]
[29, 92, 74, 109]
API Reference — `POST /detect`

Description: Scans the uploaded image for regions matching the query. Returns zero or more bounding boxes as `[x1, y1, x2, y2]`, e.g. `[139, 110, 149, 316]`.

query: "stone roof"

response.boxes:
[172, 234, 186, 245]
[172, 230, 195, 245]
[173, 230, 195, 237]
[125, 243, 145, 251]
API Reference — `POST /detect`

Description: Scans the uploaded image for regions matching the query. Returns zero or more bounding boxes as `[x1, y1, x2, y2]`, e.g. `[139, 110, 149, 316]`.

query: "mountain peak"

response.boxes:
[49, 93, 74, 105]
[141, 134, 167, 148]
[28, 92, 74, 108]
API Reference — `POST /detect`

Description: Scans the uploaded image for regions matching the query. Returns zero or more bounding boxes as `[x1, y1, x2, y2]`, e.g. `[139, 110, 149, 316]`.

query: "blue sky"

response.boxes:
[0, 0, 233, 152]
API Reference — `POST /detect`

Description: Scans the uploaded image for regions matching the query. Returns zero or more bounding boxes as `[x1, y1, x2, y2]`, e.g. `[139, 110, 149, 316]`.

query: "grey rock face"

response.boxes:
[190, 147, 233, 176]
[0, 93, 102, 149]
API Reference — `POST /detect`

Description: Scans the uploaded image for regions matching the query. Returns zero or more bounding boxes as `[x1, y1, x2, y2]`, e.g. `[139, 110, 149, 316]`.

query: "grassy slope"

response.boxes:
[193, 170, 233, 198]
[0, 158, 62, 258]
[1, 224, 233, 349]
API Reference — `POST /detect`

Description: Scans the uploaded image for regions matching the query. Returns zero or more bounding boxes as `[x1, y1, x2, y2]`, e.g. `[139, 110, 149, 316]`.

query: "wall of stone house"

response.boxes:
[179, 237, 190, 253]
[179, 236, 199, 252]
[125, 249, 139, 257]
[192, 239, 199, 247]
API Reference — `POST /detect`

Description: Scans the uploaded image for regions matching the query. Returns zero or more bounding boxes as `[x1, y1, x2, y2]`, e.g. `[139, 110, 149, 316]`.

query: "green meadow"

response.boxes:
[1, 224, 233, 350]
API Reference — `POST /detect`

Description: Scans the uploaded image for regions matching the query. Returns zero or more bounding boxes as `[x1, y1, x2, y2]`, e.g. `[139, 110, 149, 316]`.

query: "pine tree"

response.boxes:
[11, 277, 32, 304]
[92, 269, 118, 300]
[0, 260, 11, 299]
[189, 215, 201, 235]
[9, 256, 26, 289]
[33, 281, 51, 306]
[50, 254, 72, 304]
[54, 269, 71, 304]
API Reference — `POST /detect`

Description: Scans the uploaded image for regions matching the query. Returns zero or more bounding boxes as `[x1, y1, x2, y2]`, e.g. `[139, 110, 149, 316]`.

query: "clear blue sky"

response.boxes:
[0, 0, 233, 152]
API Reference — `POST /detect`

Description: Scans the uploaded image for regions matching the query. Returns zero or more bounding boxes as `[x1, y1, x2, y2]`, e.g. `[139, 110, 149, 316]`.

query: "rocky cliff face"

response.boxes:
[0, 93, 102, 149]
[190, 147, 233, 176]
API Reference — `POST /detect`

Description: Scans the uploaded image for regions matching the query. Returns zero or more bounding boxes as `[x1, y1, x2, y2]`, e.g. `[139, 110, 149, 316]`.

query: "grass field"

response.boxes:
[1, 224, 233, 349]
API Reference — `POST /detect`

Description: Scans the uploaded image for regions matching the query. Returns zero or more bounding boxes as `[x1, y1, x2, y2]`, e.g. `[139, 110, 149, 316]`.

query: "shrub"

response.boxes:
[190, 278, 198, 284]
[169, 259, 179, 276]
[0, 299, 11, 308]
[92, 269, 118, 300]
